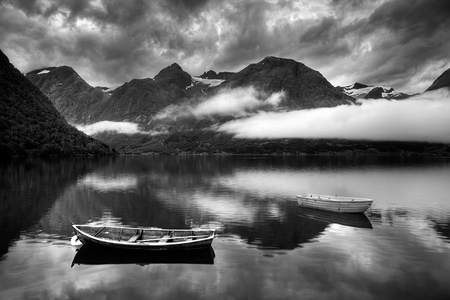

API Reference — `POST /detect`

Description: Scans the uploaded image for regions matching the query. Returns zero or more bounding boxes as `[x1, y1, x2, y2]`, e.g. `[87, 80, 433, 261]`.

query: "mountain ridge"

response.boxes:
[338, 82, 410, 100]
[26, 65, 109, 124]
[425, 67, 450, 92]
[26, 56, 355, 125]
[0, 49, 114, 156]
[22, 55, 450, 156]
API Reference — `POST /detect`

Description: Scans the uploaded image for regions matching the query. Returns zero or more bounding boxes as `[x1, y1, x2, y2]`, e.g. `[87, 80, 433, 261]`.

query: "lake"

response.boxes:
[1, 155, 450, 300]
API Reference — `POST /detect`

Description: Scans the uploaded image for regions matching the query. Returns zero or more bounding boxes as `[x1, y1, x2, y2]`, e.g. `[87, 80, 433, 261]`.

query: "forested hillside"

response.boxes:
[0, 49, 114, 156]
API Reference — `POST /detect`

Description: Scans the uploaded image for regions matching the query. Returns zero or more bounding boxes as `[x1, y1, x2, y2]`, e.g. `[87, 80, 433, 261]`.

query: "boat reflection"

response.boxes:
[297, 207, 373, 229]
[71, 245, 215, 267]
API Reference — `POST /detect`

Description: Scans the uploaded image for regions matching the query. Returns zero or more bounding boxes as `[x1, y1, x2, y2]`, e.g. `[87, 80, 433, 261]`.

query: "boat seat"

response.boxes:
[127, 229, 142, 242]
[158, 235, 172, 243]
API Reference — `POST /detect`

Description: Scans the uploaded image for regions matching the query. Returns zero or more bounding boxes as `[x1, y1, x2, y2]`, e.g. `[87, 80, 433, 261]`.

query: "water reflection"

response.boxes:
[297, 207, 373, 229]
[0, 157, 112, 260]
[78, 173, 138, 192]
[2, 156, 450, 255]
[2, 156, 450, 299]
[72, 245, 215, 267]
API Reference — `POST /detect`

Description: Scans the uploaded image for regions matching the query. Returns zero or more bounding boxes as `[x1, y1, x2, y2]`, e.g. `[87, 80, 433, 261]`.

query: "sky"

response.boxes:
[1, 0, 450, 94]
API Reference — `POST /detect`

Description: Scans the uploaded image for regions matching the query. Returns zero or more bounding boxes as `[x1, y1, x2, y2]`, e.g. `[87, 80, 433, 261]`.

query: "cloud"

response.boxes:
[326, 0, 450, 92]
[154, 87, 285, 119]
[217, 89, 450, 143]
[1, 0, 450, 94]
[75, 121, 164, 136]
[193, 87, 284, 117]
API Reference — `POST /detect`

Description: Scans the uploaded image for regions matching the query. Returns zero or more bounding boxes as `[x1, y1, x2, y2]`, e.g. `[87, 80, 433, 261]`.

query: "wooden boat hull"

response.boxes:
[296, 193, 373, 213]
[72, 225, 215, 251]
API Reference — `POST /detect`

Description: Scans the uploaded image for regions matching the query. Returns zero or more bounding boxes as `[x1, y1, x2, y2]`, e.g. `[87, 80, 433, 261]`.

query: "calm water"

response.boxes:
[1, 155, 450, 300]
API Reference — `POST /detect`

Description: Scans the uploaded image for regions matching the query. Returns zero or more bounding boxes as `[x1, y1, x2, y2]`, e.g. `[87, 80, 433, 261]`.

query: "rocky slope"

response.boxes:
[215, 56, 354, 109]
[26, 66, 109, 124]
[92, 63, 198, 124]
[0, 49, 113, 156]
[425, 67, 450, 92]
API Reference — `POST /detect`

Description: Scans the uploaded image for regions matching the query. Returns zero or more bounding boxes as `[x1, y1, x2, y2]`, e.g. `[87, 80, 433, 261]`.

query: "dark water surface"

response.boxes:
[1, 155, 450, 300]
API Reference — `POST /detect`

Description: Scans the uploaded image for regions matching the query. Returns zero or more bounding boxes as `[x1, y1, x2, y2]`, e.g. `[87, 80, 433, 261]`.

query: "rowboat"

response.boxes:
[71, 244, 215, 267]
[72, 224, 215, 251]
[296, 193, 373, 213]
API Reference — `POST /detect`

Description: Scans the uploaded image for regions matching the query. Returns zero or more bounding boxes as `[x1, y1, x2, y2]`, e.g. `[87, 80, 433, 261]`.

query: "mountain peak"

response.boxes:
[352, 82, 370, 89]
[26, 65, 83, 83]
[258, 56, 303, 69]
[26, 65, 106, 124]
[200, 70, 218, 79]
[199, 70, 235, 80]
[154, 63, 192, 89]
[0, 49, 10, 65]
[425, 67, 450, 92]
[216, 56, 352, 109]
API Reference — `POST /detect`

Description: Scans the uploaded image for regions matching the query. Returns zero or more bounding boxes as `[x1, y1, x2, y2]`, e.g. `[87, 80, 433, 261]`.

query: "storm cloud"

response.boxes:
[1, 0, 450, 93]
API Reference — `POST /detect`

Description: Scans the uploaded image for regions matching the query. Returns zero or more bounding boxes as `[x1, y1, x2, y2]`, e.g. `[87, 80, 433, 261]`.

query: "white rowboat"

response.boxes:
[296, 193, 373, 213]
[72, 225, 215, 251]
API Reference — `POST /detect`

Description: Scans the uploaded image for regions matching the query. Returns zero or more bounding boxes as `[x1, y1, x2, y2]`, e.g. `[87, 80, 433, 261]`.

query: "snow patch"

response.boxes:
[185, 81, 195, 90]
[192, 77, 225, 87]
[342, 84, 407, 99]
[102, 86, 118, 93]
[37, 70, 51, 75]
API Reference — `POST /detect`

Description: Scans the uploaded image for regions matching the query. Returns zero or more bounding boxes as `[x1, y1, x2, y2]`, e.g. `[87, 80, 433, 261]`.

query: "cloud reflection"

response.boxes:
[216, 170, 307, 198]
[78, 173, 138, 192]
[190, 193, 257, 225]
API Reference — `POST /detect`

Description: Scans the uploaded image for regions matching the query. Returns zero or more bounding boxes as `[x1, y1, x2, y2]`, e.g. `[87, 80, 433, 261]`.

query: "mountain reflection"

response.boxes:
[434, 221, 450, 244]
[0, 157, 113, 260]
[297, 207, 373, 229]
[2, 155, 450, 258]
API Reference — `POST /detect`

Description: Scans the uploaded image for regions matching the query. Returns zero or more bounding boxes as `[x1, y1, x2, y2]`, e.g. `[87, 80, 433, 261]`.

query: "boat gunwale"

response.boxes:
[296, 193, 373, 203]
[72, 225, 215, 247]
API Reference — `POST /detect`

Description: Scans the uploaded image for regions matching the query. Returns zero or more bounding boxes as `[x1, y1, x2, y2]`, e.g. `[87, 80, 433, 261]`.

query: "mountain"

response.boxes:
[90, 63, 200, 124]
[425, 67, 450, 92]
[214, 56, 354, 109]
[26, 66, 109, 124]
[23, 56, 450, 156]
[199, 70, 235, 80]
[339, 83, 410, 100]
[28, 56, 354, 125]
[0, 49, 113, 156]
